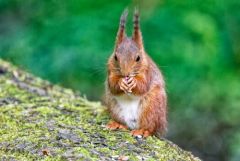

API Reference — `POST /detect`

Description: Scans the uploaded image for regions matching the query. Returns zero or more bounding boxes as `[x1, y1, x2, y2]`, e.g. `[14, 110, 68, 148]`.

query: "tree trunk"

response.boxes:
[0, 59, 200, 161]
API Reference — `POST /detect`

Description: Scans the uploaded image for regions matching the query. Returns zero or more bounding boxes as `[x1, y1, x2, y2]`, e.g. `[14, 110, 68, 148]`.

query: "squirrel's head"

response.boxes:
[109, 8, 147, 77]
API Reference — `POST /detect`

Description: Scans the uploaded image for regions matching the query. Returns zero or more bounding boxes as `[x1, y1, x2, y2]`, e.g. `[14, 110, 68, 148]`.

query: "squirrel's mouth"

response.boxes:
[129, 72, 139, 77]
[121, 73, 136, 79]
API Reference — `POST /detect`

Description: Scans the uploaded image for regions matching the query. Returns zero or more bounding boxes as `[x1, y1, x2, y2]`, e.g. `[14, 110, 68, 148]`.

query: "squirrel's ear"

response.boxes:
[115, 9, 128, 50]
[132, 8, 143, 50]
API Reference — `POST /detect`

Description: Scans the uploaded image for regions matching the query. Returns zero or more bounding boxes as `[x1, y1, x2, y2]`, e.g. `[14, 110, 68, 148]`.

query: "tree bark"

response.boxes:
[0, 59, 201, 161]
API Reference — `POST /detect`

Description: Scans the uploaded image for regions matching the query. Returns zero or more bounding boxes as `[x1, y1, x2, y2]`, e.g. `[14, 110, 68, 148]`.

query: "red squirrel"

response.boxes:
[104, 9, 167, 138]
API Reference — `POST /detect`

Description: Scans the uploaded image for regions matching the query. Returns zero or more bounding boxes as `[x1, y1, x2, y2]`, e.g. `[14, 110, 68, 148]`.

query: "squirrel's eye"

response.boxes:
[114, 55, 118, 61]
[136, 55, 140, 62]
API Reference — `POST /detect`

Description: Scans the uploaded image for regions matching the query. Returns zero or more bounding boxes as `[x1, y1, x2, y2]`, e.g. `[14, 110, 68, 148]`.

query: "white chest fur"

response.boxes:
[114, 94, 141, 129]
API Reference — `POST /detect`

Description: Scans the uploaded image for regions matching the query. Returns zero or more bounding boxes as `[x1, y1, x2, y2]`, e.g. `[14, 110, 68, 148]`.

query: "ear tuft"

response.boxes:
[115, 8, 128, 50]
[132, 7, 143, 50]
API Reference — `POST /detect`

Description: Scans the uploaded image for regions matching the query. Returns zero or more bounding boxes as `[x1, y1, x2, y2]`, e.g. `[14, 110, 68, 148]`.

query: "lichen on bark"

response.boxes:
[0, 59, 201, 161]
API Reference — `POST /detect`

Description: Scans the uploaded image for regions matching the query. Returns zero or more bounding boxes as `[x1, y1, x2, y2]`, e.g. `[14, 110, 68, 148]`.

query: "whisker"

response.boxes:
[113, 68, 121, 70]
[130, 71, 139, 77]
[157, 65, 169, 68]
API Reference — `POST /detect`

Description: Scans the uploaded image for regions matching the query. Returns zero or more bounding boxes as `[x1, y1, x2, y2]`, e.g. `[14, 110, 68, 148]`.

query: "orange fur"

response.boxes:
[106, 121, 128, 130]
[104, 9, 167, 137]
[139, 85, 167, 135]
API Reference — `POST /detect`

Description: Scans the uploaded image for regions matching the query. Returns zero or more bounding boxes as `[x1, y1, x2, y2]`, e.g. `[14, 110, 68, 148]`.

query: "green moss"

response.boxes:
[0, 59, 201, 160]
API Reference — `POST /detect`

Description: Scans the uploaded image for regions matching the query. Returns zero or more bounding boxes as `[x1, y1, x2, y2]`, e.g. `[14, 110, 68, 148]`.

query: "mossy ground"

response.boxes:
[0, 59, 200, 161]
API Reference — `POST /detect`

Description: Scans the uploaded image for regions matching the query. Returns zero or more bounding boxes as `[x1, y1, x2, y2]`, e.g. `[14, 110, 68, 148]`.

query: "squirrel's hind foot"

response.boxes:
[131, 129, 152, 138]
[106, 121, 128, 130]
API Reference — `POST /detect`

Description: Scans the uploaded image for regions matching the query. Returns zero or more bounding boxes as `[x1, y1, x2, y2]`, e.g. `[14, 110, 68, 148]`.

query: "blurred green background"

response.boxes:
[0, 0, 240, 160]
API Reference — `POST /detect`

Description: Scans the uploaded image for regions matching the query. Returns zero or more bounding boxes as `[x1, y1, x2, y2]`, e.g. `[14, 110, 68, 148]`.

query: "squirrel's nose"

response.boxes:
[120, 63, 130, 77]
[121, 71, 130, 77]
[121, 73, 129, 77]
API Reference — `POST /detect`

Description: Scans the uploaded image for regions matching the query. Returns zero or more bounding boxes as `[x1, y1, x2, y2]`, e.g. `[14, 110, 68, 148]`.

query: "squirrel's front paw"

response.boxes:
[119, 78, 129, 93]
[126, 77, 137, 93]
[119, 77, 137, 93]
